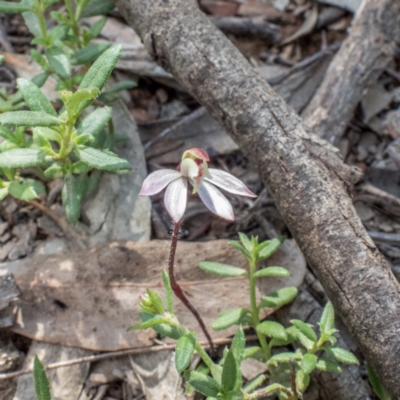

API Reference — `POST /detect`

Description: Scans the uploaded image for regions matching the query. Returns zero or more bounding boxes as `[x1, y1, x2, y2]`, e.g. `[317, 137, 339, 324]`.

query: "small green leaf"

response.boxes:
[62, 174, 83, 225]
[48, 24, 68, 42]
[33, 356, 51, 400]
[139, 312, 181, 340]
[259, 287, 298, 309]
[65, 88, 99, 113]
[268, 352, 297, 366]
[46, 47, 71, 79]
[88, 16, 107, 40]
[1, 167, 14, 181]
[32, 72, 50, 88]
[270, 326, 299, 347]
[315, 359, 342, 373]
[30, 49, 48, 70]
[319, 302, 335, 335]
[77, 107, 112, 136]
[258, 236, 284, 259]
[198, 261, 247, 277]
[0, 127, 16, 142]
[295, 369, 310, 392]
[44, 163, 64, 178]
[78, 45, 122, 113]
[147, 289, 164, 315]
[0, 148, 45, 168]
[366, 363, 392, 400]
[0, 140, 17, 152]
[231, 326, 245, 364]
[77, 146, 130, 171]
[253, 267, 290, 278]
[86, 169, 102, 198]
[298, 332, 315, 351]
[175, 332, 196, 373]
[238, 232, 252, 252]
[81, 0, 114, 17]
[229, 240, 251, 258]
[212, 308, 248, 331]
[221, 351, 238, 392]
[0, 187, 8, 201]
[325, 347, 359, 365]
[0, 111, 63, 127]
[71, 161, 91, 174]
[21, 3, 41, 38]
[184, 371, 220, 397]
[243, 373, 267, 393]
[72, 42, 111, 65]
[291, 320, 317, 342]
[33, 131, 52, 151]
[97, 80, 137, 103]
[0, 1, 32, 12]
[301, 353, 317, 375]
[9, 178, 45, 201]
[162, 270, 173, 313]
[243, 346, 261, 359]
[256, 321, 287, 340]
[129, 315, 170, 331]
[32, 127, 62, 144]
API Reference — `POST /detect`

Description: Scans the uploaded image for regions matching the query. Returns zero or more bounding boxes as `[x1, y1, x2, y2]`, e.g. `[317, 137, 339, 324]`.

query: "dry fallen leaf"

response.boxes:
[1, 239, 306, 351]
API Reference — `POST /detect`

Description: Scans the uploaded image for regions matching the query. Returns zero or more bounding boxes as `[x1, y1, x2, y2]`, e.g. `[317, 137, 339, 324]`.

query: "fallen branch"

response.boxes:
[302, 0, 400, 145]
[116, 0, 400, 396]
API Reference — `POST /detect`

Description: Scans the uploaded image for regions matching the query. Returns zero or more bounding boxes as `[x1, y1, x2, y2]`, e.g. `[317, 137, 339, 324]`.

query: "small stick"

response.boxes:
[290, 358, 297, 397]
[168, 221, 215, 353]
[0, 335, 258, 381]
[26, 200, 86, 250]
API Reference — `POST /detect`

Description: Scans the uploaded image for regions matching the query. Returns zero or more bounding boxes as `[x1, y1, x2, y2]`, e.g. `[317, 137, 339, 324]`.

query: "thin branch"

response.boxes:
[0, 336, 257, 381]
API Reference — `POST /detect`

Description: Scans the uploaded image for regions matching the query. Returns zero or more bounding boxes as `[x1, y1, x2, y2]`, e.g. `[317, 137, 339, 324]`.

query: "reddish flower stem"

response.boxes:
[168, 221, 215, 353]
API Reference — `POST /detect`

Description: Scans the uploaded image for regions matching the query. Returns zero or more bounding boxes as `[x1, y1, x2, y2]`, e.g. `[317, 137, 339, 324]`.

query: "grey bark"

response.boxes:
[116, 0, 400, 397]
[302, 0, 400, 145]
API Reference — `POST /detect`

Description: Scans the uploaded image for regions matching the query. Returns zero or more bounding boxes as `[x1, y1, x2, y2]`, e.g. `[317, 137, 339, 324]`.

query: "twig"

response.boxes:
[143, 107, 205, 151]
[267, 42, 341, 85]
[359, 184, 400, 209]
[0, 335, 258, 381]
[368, 231, 400, 246]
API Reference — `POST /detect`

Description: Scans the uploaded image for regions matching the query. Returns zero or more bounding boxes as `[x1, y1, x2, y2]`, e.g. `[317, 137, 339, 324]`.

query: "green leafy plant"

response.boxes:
[367, 363, 391, 400]
[33, 356, 51, 400]
[0, 0, 136, 223]
[132, 233, 359, 400]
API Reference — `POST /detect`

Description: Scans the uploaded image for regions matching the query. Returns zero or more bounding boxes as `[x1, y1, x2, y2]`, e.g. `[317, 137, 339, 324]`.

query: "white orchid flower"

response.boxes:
[140, 148, 256, 223]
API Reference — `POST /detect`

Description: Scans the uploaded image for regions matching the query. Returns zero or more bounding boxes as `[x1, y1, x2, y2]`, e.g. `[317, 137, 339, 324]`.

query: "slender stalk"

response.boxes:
[64, 0, 82, 48]
[168, 221, 215, 353]
[249, 259, 270, 360]
[194, 342, 214, 372]
[33, 0, 48, 45]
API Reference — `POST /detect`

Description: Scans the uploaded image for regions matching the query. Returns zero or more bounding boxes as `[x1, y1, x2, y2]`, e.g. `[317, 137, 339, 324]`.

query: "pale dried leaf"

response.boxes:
[281, 4, 318, 45]
[2, 239, 306, 351]
[130, 351, 186, 400]
[14, 341, 90, 400]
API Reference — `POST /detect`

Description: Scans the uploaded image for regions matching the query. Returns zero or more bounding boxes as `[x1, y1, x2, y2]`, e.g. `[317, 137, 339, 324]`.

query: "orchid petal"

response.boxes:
[205, 169, 257, 197]
[140, 169, 182, 196]
[198, 181, 234, 221]
[164, 177, 188, 223]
